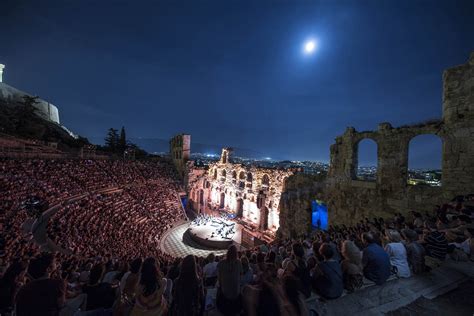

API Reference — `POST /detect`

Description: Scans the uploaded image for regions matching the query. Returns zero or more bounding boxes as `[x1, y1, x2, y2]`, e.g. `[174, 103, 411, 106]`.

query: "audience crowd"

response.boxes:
[1, 157, 473, 316]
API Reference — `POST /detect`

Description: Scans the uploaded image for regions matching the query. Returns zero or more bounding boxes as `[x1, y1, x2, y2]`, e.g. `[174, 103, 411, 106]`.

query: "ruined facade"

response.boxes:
[280, 52, 474, 236]
[169, 134, 190, 178]
[188, 148, 294, 233]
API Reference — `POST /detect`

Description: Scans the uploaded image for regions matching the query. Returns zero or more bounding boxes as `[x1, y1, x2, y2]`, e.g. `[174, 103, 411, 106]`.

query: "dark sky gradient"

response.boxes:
[1, 0, 473, 166]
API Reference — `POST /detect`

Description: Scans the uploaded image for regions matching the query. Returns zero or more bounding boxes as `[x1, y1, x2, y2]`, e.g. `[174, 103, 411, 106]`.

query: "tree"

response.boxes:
[119, 126, 127, 154]
[104, 128, 119, 152]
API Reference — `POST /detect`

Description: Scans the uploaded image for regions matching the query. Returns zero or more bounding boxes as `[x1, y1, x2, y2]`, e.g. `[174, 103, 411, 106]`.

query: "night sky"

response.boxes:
[1, 0, 473, 167]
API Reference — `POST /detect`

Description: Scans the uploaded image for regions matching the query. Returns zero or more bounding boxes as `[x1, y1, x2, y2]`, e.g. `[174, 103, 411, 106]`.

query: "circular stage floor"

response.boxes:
[160, 221, 242, 258]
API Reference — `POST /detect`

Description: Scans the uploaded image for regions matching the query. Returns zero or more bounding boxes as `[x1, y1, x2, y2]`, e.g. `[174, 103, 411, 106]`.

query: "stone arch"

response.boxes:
[354, 138, 378, 181]
[407, 134, 443, 186]
[261, 174, 270, 186]
[239, 171, 246, 189]
[221, 169, 226, 177]
[220, 192, 225, 208]
[232, 170, 237, 179]
[247, 172, 253, 182]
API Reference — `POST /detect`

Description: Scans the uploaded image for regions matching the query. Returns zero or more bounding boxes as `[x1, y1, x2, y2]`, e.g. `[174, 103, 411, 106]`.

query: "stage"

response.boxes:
[185, 216, 242, 249]
[159, 218, 243, 258]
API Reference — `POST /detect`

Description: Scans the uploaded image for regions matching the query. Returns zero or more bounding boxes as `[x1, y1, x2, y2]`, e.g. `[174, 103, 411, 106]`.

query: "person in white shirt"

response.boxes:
[384, 230, 411, 278]
[203, 253, 218, 286]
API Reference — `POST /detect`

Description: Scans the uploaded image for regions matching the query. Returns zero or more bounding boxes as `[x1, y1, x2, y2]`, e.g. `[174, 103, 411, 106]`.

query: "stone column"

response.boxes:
[0, 64, 4, 83]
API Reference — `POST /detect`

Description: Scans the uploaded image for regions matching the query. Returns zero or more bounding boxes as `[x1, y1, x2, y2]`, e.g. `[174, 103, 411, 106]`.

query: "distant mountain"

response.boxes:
[88, 136, 268, 159]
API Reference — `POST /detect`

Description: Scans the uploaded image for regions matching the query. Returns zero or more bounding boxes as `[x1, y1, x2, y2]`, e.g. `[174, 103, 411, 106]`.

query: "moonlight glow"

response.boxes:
[303, 39, 317, 54]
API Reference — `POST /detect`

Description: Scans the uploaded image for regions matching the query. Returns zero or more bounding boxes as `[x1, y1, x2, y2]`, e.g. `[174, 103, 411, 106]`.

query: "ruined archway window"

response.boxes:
[247, 173, 253, 182]
[232, 171, 237, 179]
[220, 169, 227, 183]
[238, 171, 246, 189]
[213, 169, 217, 180]
[262, 174, 270, 186]
[408, 134, 442, 187]
[355, 138, 378, 181]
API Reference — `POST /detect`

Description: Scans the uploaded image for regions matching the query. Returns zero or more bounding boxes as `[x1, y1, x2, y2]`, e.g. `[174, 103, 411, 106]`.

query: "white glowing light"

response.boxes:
[303, 39, 317, 54]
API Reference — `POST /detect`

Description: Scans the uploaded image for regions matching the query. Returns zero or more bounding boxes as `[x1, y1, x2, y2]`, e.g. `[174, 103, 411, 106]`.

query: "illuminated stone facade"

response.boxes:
[188, 148, 294, 233]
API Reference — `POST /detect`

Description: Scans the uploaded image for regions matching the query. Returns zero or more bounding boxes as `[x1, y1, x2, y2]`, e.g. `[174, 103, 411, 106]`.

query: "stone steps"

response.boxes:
[308, 261, 474, 316]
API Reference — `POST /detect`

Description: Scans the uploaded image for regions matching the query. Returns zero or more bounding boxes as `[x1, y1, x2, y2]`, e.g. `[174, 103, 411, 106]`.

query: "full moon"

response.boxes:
[304, 39, 317, 54]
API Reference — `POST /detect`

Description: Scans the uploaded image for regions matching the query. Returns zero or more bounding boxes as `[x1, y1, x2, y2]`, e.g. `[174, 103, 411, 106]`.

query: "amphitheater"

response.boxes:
[1, 53, 473, 315]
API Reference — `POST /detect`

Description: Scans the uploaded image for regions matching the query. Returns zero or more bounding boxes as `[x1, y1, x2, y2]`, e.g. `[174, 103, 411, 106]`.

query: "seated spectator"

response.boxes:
[402, 229, 425, 274]
[82, 263, 116, 311]
[131, 257, 168, 316]
[285, 242, 311, 298]
[240, 256, 253, 287]
[202, 253, 218, 287]
[172, 255, 203, 316]
[116, 258, 142, 316]
[102, 260, 120, 284]
[341, 240, 363, 292]
[15, 253, 66, 316]
[361, 232, 391, 285]
[217, 245, 242, 315]
[384, 230, 411, 278]
[422, 220, 448, 261]
[311, 243, 343, 299]
[0, 260, 27, 315]
[282, 275, 309, 316]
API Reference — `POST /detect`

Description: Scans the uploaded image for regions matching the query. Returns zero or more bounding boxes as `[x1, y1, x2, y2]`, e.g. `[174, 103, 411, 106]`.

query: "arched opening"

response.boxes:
[199, 190, 204, 205]
[247, 173, 253, 189]
[247, 172, 253, 182]
[408, 134, 442, 186]
[220, 169, 226, 183]
[262, 174, 270, 186]
[257, 192, 266, 209]
[311, 200, 329, 230]
[355, 138, 378, 181]
[220, 192, 225, 208]
[236, 198, 244, 217]
[213, 169, 217, 180]
[239, 171, 246, 189]
[232, 171, 237, 179]
[260, 207, 269, 230]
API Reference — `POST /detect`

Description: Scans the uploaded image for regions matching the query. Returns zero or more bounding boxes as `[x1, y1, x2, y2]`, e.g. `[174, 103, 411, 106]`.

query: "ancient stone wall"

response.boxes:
[279, 52, 474, 237]
[188, 148, 294, 234]
[169, 134, 190, 179]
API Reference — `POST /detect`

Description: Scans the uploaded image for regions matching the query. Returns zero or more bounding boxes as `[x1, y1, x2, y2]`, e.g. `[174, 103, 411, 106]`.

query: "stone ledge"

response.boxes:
[309, 261, 474, 316]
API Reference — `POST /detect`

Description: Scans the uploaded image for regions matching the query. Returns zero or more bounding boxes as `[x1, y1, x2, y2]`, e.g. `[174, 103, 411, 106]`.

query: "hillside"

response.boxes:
[0, 98, 88, 149]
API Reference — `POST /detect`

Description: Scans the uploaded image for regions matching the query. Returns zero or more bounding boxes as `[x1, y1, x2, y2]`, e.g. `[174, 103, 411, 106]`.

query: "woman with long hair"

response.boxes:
[217, 244, 242, 315]
[172, 255, 203, 316]
[131, 257, 167, 316]
[341, 240, 363, 292]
